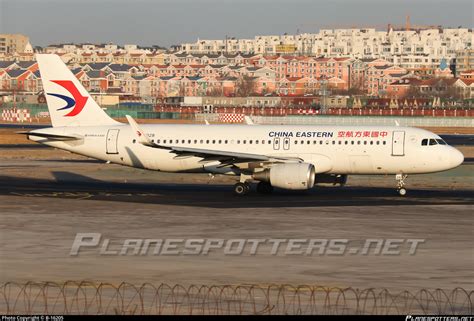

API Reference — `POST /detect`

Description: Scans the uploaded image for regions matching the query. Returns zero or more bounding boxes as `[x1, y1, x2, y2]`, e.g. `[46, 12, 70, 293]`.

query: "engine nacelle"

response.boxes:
[253, 163, 316, 190]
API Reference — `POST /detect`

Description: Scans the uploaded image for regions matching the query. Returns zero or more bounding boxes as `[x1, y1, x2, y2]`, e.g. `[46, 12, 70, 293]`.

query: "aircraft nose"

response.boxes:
[450, 148, 464, 168]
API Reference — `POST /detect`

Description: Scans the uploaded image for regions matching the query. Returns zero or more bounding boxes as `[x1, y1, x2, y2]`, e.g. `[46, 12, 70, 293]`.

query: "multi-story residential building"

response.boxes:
[178, 28, 472, 72]
[455, 49, 474, 77]
[0, 34, 32, 54]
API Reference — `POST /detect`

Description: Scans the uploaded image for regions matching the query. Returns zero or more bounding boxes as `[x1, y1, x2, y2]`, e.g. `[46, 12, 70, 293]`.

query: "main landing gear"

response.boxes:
[233, 173, 252, 196]
[233, 182, 250, 196]
[233, 174, 274, 196]
[396, 174, 408, 196]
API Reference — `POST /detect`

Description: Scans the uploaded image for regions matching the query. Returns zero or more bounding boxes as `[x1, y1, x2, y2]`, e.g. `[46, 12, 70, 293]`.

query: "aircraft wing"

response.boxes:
[125, 115, 300, 164]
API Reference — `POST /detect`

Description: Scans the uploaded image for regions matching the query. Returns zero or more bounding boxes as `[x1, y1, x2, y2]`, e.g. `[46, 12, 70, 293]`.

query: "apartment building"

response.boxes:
[455, 49, 474, 77]
[0, 34, 32, 54]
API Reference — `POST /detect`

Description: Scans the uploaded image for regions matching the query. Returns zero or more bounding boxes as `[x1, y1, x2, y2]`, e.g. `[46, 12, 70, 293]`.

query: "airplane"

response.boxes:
[22, 54, 464, 196]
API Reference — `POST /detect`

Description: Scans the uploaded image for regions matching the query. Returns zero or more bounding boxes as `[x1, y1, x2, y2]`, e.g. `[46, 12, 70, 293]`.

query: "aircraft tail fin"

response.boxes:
[36, 54, 119, 127]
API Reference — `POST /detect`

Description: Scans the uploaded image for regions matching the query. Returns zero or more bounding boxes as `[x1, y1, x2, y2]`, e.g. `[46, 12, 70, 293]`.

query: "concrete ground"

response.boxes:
[0, 147, 473, 292]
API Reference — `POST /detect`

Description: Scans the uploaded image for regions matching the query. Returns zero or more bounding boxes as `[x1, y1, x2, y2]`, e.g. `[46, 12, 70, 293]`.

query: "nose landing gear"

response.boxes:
[396, 174, 408, 196]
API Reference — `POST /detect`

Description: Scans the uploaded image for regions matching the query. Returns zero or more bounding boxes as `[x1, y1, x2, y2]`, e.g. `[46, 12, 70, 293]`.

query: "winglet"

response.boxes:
[126, 115, 154, 146]
[244, 116, 255, 125]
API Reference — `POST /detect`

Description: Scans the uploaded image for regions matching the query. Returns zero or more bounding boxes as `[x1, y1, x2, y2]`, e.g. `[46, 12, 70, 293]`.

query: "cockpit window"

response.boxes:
[422, 138, 447, 146]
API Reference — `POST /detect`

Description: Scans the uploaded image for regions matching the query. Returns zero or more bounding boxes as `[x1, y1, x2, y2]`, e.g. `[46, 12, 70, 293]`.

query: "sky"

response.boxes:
[0, 0, 472, 47]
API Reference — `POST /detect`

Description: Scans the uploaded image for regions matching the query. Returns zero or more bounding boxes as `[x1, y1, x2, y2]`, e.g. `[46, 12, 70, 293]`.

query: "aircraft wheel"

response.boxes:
[256, 181, 274, 194]
[398, 188, 407, 196]
[234, 182, 249, 196]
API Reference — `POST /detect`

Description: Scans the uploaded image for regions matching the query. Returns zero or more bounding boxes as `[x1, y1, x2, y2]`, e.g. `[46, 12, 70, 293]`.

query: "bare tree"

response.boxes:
[206, 86, 222, 97]
[406, 86, 424, 98]
[235, 75, 256, 97]
[441, 84, 463, 101]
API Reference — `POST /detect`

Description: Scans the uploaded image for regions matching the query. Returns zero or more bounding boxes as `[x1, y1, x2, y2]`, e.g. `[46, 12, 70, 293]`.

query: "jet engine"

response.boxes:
[253, 163, 316, 190]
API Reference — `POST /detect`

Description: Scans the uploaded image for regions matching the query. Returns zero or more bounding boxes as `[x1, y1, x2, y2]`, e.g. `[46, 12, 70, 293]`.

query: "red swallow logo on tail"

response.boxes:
[47, 80, 88, 117]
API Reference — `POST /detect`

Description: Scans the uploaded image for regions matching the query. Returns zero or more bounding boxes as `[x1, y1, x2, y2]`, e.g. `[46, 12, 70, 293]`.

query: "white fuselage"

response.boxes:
[29, 124, 464, 176]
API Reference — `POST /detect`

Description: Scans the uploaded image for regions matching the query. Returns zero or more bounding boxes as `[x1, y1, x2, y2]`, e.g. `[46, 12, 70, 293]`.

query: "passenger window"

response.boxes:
[255, 140, 259, 144]
[376, 141, 380, 145]
[295, 141, 298, 145]
[345, 141, 348, 145]
[206, 140, 209, 144]
[357, 141, 361, 145]
[163, 140, 167, 144]
[182, 140, 185, 144]
[363, 141, 367, 145]
[383, 141, 386, 145]
[243, 140, 246, 144]
[194, 139, 197, 144]
[212, 140, 215, 144]
[200, 139, 204, 144]
[370, 141, 373, 145]
[225, 140, 228, 144]
[249, 140, 253, 144]
[188, 140, 191, 144]
[157, 139, 161, 144]
[307, 140, 310, 144]
[421, 139, 428, 146]
[237, 140, 240, 144]
[351, 141, 354, 145]
[218, 140, 222, 144]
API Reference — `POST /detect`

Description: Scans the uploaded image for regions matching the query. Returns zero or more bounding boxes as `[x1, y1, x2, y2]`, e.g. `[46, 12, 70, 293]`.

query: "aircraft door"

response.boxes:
[392, 131, 405, 156]
[273, 137, 281, 150]
[106, 129, 120, 154]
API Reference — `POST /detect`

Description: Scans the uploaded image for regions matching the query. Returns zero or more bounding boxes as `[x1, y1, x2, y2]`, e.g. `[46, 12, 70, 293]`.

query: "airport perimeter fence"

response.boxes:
[0, 281, 472, 315]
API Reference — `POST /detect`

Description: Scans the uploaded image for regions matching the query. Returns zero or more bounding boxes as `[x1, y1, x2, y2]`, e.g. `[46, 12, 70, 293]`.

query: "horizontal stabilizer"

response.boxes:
[18, 131, 83, 141]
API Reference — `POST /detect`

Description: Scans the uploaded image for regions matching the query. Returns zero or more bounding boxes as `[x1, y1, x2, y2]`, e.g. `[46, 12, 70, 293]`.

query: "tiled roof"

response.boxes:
[86, 63, 110, 70]
[389, 78, 422, 85]
[16, 61, 37, 69]
[0, 61, 16, 69]
[6, 69, 29, 78]
[108, 64, 134, 72]
[86, 70, 107, 79]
